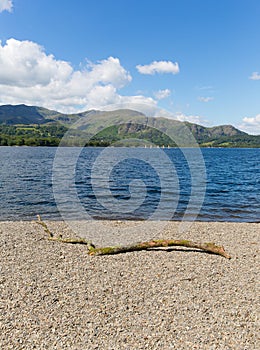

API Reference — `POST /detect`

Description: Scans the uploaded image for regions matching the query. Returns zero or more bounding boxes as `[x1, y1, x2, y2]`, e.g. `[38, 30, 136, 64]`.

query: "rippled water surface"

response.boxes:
[0, 147, 259, 221]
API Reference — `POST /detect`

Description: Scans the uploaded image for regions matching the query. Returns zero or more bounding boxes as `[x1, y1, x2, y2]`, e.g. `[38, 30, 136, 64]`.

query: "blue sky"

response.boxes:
[0, 0, 260, 134]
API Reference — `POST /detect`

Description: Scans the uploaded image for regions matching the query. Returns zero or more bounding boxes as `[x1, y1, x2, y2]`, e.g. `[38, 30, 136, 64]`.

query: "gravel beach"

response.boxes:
[0, 220, 259, 349]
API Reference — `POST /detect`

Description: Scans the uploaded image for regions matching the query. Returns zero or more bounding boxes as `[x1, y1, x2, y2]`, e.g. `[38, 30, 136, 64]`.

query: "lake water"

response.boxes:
[0, 147, 259, 222]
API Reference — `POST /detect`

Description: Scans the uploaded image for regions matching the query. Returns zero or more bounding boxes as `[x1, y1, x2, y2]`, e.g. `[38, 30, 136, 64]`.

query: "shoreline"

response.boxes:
[0, 221, 259, 349]
[1, 145, 260, 148]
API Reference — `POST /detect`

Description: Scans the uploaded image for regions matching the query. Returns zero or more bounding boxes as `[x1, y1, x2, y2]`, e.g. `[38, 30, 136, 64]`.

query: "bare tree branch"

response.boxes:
[36, 216, 231, 259]
[88, 239, 231, 258]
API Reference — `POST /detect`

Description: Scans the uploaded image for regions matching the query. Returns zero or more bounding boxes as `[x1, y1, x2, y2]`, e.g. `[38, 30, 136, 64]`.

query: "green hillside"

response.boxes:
[0, 104, 259, 147]
[0, 104, 50, 125]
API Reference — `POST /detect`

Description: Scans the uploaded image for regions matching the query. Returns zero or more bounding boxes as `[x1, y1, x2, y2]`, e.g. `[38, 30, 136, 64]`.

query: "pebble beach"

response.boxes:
[0, 220, 259, 349]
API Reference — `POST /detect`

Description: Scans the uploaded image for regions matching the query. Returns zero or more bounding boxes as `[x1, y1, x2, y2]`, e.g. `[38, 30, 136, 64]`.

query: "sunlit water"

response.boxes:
[0, 147, 259, 222]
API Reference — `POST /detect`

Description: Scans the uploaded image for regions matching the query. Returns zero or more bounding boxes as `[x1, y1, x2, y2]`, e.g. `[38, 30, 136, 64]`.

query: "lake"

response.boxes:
[0, 147, 259, 222]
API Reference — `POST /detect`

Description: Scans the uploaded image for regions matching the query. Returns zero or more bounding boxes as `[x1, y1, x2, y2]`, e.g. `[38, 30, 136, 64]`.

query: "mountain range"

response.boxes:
[0, 104, 259, 147]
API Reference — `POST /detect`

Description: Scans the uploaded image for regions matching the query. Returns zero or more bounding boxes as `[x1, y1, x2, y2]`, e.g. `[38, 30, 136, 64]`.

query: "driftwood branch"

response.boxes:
[36, 215, 96, 249]
[88, 239, 231, 259]
[36, 216, 231, 259]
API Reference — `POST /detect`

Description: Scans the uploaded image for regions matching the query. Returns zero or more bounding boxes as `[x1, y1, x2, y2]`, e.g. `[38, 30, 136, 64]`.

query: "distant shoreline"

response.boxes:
[1, 144, 260, 148]
[1, 105, 260, 147]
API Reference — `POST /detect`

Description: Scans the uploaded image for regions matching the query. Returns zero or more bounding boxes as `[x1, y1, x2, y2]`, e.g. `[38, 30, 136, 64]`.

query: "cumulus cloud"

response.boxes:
[174, 113, 206, 125]
[0, 38, 140, 112]
[198, 96, 214, 102]
[86, 57, 132, 89]
[1, 38, 203, 120]
[0, 40, 210, 124]
[136, 60, 179, 75]
[0, 0, 12, 13]
[101, 97, 159, 117]
[249, 72, 260, 80]
[0, 38, 209, 124]
[0, 39, 73, 87]
[154, 89, 171, 100]
[239, 114, 260, 135]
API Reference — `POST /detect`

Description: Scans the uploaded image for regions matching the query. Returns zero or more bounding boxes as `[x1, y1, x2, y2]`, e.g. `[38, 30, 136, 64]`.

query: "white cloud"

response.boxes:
[0, 38, 213, 126]
[154, 89, 171, 100]
[174, 113, 206, 125]
[0, 0, 12, 13]
[136, 60, 179, 75]
[239, 114, 260, 135]
[86, 57, 132, 89]
[249, 72, 260, 80]
[101, 97, 159, 117]
[198, 96, 214, 102]
[0, 38, 138, 113]
[0, 39, 73, 87]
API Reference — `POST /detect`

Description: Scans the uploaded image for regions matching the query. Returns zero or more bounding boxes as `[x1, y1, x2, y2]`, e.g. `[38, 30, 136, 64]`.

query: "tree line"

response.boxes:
[0, 123, 259, 147]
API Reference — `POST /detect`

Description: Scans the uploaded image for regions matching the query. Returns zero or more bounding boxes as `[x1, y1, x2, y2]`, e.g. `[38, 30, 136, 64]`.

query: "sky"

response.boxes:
[0, 0, 260, 134]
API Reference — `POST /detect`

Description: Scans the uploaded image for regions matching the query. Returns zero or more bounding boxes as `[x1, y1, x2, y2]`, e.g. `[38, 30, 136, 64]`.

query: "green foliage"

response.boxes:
[199, 134, 260, 148]
[0, 110, 259, 148]
[88, 124, 177, 147]
[0, 122, 259, 147]
[0, 124, 67, 146]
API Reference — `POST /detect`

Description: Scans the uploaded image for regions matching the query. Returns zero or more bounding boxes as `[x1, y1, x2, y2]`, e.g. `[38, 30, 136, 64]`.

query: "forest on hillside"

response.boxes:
[0, 123, 259, 148]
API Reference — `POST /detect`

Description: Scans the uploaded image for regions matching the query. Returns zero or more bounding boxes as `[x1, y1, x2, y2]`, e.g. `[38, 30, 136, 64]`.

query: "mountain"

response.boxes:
[0, 104, 51, 125]
[185, 122, 245, 138]
[0, 104, 79, 125]
[0, 104, 259, 147]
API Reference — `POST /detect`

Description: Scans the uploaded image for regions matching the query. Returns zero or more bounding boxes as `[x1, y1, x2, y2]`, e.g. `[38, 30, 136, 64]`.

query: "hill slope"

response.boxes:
[0, 104, 50, 125]
[0, 104, 259, 147]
